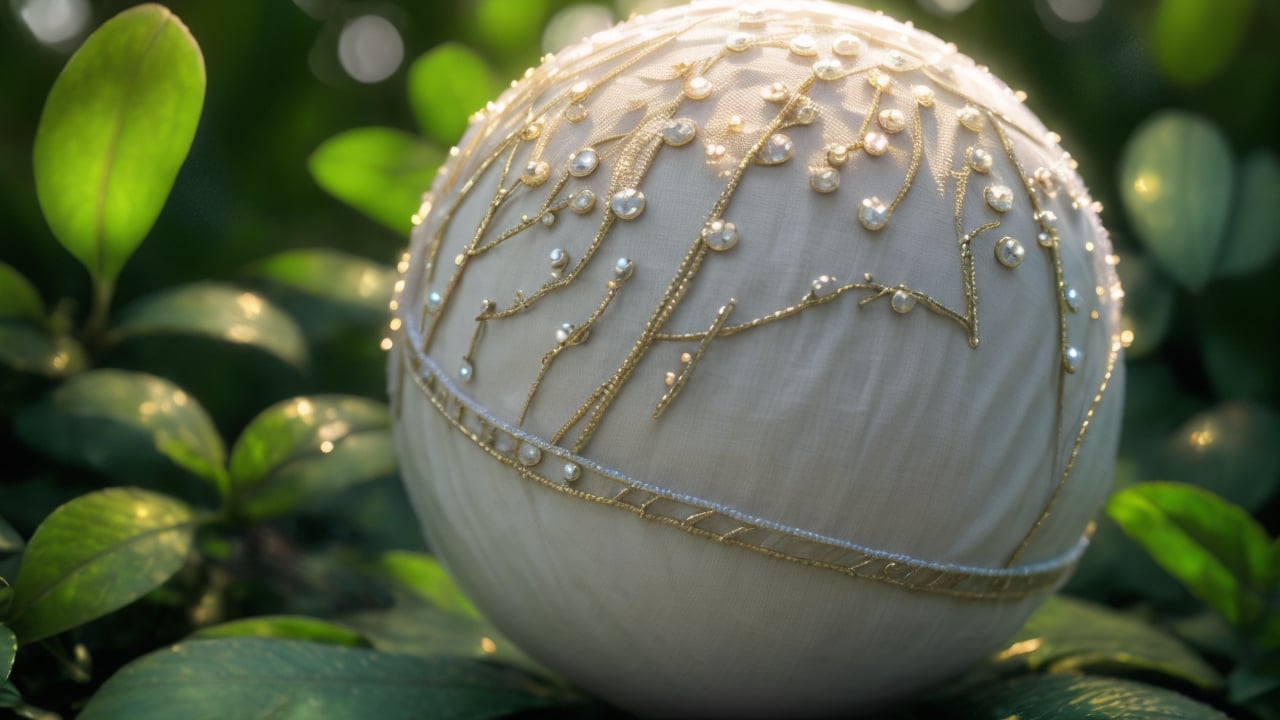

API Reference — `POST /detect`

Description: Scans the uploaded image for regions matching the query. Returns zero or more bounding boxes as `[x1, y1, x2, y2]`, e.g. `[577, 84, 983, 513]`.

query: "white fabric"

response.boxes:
[392, 1, 1124, 715]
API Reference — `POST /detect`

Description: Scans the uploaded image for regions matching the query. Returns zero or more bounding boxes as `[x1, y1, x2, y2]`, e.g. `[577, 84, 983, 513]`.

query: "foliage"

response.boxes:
[0, 0, 1277, 718]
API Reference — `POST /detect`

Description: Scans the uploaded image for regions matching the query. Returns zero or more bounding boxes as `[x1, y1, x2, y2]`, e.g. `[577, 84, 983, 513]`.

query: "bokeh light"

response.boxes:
[337, 14, 404, 83]
[917, 0, 977, 16]
[542, 4, 614, 54]
[1046, 0, 1104, 24]
[18, 0, 89, 46]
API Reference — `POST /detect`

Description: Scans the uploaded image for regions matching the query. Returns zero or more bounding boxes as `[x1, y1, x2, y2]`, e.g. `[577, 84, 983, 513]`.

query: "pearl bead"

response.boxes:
[571, 189, 597, 214]
[891, 290, 916, 314]
[878, 109, 906, 134]
[957, 105, 984, 132]
[661, 118, 698, 146]
[966, 147, 993, 173]
[832, 34, 863, 57]
[985, 185, 1014, 213]
[549, 248, 569, 269]
[1064, 345, 1082, 374]
[810, 168, 840, 194]
[1064, 286, 1082, 313]
[522, 160, 550, 186]
[811, 275, 838, 298]
[684, 76, 713, 100]
[568, 148, 599, 177]
[459, 359, 474, 382]
[517, 443, 542, 467]
[702, 219, 739, 251]
[563, 463, 581, 483]
[610, 188, 646, 220]
[614, 257, 635, 280]
[755, 134, 794, 165]
[912, 85, 934, 107]
[813, 58, 844, 81]
[789, 34, 818, 56]
[864, 132, 889, 157]
[426, 291, 443, 313]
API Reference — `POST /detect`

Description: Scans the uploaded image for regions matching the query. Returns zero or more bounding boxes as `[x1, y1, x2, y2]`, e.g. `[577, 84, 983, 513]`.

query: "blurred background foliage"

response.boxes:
[1, 0, 1279, 718]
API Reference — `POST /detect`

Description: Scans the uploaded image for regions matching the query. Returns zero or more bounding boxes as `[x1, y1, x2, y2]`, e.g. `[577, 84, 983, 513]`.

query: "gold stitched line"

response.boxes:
[653, 300, 735, 418]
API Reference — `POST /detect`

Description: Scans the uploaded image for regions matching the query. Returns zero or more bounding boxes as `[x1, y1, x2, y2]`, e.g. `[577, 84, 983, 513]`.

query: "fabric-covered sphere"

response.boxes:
[389, 1, 1124, 716]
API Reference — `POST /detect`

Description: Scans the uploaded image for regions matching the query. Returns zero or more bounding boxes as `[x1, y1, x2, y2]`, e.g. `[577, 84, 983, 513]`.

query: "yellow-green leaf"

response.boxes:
[375, 551, 481, 619]
[309, 127, 442, 234]
[191, 616, 371, 648]
[33, 4, 205, 285]
[6, 488, 195, 645]
[408, 43, 498, 144]
[0, 263, 44, 323]
[1151, 0, 1253, 87]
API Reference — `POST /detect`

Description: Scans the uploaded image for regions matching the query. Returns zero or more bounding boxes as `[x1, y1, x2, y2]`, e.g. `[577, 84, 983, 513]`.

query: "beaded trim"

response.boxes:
[398, 332, 1083, 601]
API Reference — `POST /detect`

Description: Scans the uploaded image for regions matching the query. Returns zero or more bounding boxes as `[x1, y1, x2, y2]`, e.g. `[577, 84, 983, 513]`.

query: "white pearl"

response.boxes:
[562, 463, 581, 483]
[966, 147, 993, 173]
[726, 32, 752, 52]
[568, 148, 599, 177]
[426, 291, 443, 313]
[878, 109, 906, 134]
[571, 189, 596, 214]
[517, 443, 542, 467]
[957, 105, 984, 132]
[912, 85, 935, 107]
[555, 322, 575, 344]
[614, 257, 635, 280]
[891, 290, 916, 314]
[684, 76, 713, 100]
[1065, 345, 1082, 374]
[813, 58, 844, 81]
[458, 359, 474, 382]
[811, 275, 838, 298]
[864, 132, 889, 157]
[832, 34, 863, 57]
[1064, 287, 1082, 313]
[789, 34, 818, 56]
[549, 248, 568, 269]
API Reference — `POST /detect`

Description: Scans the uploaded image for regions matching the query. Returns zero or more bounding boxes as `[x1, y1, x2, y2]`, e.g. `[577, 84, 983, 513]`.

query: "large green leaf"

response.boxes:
[227, 395, 396, 519]
[114, 282, 307, 369]
[1151, 0, 1253, 87]
[78, 638, 568, 720]
[995, 595, 1221, 689]
[1115, 253, 1175, 360]
[0, 680, 19, 709]
[240, 248, 396, 316]
[1219, 150, 1280, 277]
[0, 324, 87, 378]
[191, 616, 371, 648]
[1119, 111, 1234, 291]
[926, 674, 1229, 719]
[0, 517, 22, 557]
[0, 263, 44, 323]
[15, 370, 227, 494]
[375, 551, 481, 619]
[408, 43, 498, 144]
[5, 488, 195, 645]
[33, 4, 205, 285]
[1108, 483, 1273, 628]
[309, 127, 442, 234]
[342, 603, 539, 674]
[1155, 401, 1280, 512]
[0, 625, 13, 682]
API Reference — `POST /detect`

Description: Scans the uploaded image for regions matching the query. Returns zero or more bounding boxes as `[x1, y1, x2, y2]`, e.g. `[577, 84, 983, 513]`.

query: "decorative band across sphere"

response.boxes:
[389, 1, 1124, 716]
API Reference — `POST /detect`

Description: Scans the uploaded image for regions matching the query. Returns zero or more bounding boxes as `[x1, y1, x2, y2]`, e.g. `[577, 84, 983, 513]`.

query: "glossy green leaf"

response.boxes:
[997, 595, 1221, 688]
[1108, 482, 1272, 628]
[0, 263, 44, 323]
[33, 4, 205, 285]
[79, 638, 567, 720]
[227, 395, 396, 519]
[0, 516, 22, 556]
[1115, 254, 1175, 359]
[240, 248, 396, 315]
[375, 551, 481, 619]
[1152, 0, 1253, 87]
[6, 488, 195, 645]
[1119, 111, 1234, 291]
[1155, 401, 1280, 512]
[0, 625, 13, 682]
[1220, 150, 1280, 276]
[15, 370, 227, 493]
[191, 616, 371, 648]
[472, 0, 548, 55]
[114, 282, 307, 369]
[309, 127, 442, 234]
[0, 324, 87, 379]
[342, 603, 539, 674]
[409, 43, 498, 144]
[929, 674, 1229, 719]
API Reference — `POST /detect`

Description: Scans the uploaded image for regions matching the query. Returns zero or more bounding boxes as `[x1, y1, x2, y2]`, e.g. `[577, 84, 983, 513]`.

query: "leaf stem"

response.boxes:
[82, 277, 115, 348]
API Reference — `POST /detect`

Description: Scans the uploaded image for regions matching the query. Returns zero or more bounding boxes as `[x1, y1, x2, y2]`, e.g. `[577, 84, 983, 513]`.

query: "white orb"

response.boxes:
[390, 1, 1123, 716]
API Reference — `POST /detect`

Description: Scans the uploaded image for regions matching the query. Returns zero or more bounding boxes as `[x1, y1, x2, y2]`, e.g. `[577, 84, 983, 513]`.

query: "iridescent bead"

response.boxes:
[957, 105, 984, 132]
[548, 248, 569, 270]
[826, 144, 850, 167]
[614, 257, 634, 280]
[813, 58, 844, 81]
[568, 148, 599, 177]
[1064, 345, 1082, 374]
[562, 463, 581, 483]
[864, 132, 889, 156]
[1064, 286, 1082, 313]
[459, 359, 474, 383]
[789, 34, 818, 56]
[701, 219, 739, 251]
[985, 185, 1014, 213]
[811, 275, 838, 298]
[661, 118, 698, 146]
[755, 134, 794, 165]
[610, 188, 646, 220]
[810, 168, 840, 194]
[517, 443, 542, 467]
[891, 290, 916, 314]
[858, 197, 889, 231]
[570, 189, 596, 214]
[912, 85, 935, 107]
[762, 81, 789, 102]
[564, 102, 587, 123]
[426, 291, 443, 313]
[832, 34, 863, 57]
[684, 76, 713, 100]
[995, 236, 1025, 268]
[726, 32, 752, 52]
[966, 147, 993, 173]
[878, 109, 906, 134]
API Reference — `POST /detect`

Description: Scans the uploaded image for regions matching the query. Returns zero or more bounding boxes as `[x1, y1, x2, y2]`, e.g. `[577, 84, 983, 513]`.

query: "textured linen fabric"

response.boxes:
[391, 1, 1124, 715]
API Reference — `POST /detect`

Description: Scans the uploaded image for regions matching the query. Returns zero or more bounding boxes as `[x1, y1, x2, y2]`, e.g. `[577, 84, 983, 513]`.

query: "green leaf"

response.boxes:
[1116, 253, 1175, 359]
[309, 127, 442, 234]
[1108, 482, 1272, 628]
[0, 516, 23, 556]
[1155, 401, 1280, 512]
[190, 616, 371, 648]
[995, 595, 1221, 689]
[375, 551, 481, 619]
[926, 674, 1229, 719]
[1151, 0, 1253, 87]
[15, 370, 227, 494]
[79, 638, 567, 720]
[33, 4, 205, 286]
[0, 625, 13, 682]
[471, 0, 549, 56]
[1119, 111, 1234, 291]
[227, 396, 396, 519]
[1219, 150, 1280, 277]
[342, 603, 539, 674]
[240, 248, 396, 316]
[114, 282, 307, 369]
[0, 263, 44, 323]
[5, 488, 195, 645]
[408, 43, 498, 144]
[0, 324, 87, 378]
[0, 680, 19, 709]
